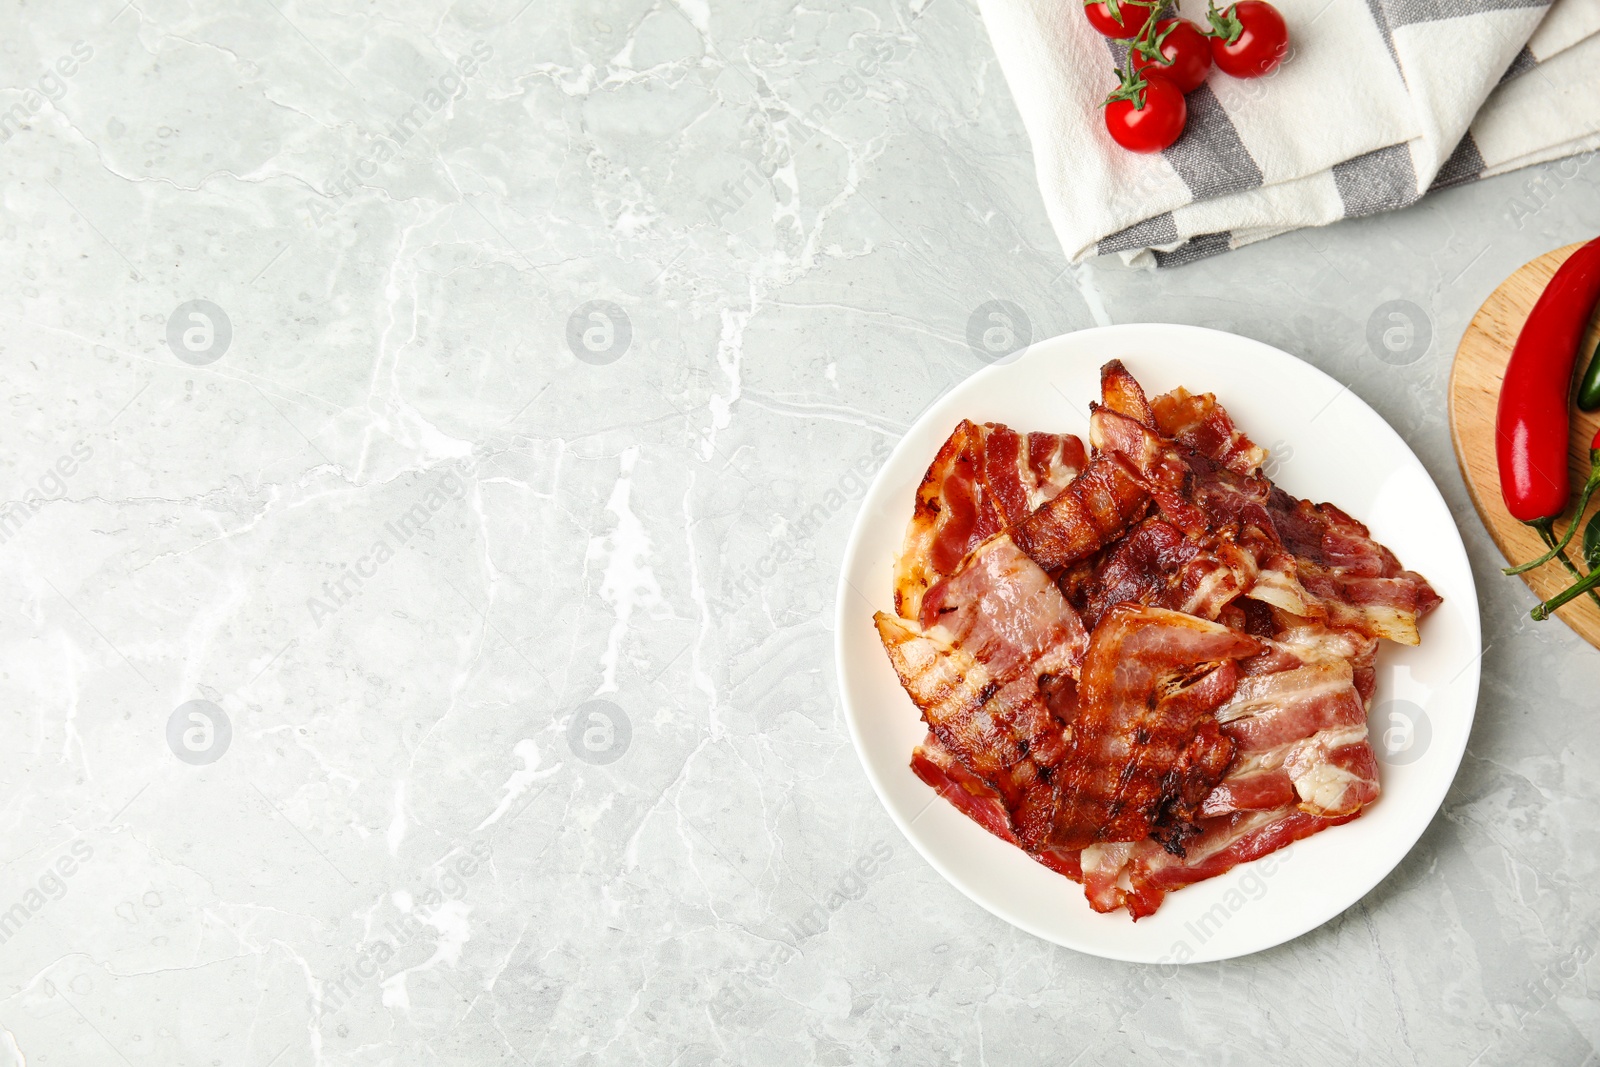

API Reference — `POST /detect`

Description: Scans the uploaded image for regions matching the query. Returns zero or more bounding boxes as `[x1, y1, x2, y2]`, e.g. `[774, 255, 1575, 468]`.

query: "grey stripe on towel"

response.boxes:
[1333, 144, 1418, 217]
[1500, 44, 1538, 83]
[1429, 132, 1487, 190]
[1366, 0, 1548, 77]
[1366, 0, 1402, 71]
[1376, 0, 1548, 30]
[1162, 85, 1265, 199]
[1098, 213, 1180, 256]
[1153, 232, 1234, 268]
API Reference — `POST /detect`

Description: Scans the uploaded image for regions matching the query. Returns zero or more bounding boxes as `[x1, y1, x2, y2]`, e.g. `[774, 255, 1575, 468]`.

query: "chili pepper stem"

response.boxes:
[1505, 468, 1600, 574]
[1533, 557, 1600, 619]
[1530, 522, 1600, 616]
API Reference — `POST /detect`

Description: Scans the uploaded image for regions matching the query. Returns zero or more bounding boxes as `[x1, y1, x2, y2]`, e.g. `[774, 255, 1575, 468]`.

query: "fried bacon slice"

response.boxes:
[1076, 518, 1245, 629]
[893, 420, 1085, 620]
[919, 534, 1089, 680]
[1100, 359, 1158, 426]
[1150, 385, 1268, 476]
[1049, 605, 1262, 849]
[910, 730, 1018, 844]
[1104, 358, 1267, 478]
[879, 534, 1094, 848]
[1261, 491, 1443, 645]
[1080, 804, 1358, 919]
[1200, 626, 1381, 820]
[1011, 454, 1151, 570]
[1088, 404, 1212, 528]
[910, 731, 1085, 880]
[876, 611, 1073, 850]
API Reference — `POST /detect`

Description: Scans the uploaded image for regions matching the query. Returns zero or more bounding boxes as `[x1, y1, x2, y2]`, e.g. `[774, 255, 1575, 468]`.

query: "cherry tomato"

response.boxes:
[1130, 18, 1213, 94]
[1084, 0, 1154, 39]
[1104, 74, 1187, 153]
[1208, 1, 1289, 78]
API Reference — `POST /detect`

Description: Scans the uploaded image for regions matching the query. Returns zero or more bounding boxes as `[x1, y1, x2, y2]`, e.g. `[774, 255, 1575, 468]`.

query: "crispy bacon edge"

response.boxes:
[893, 421, 1084, 620]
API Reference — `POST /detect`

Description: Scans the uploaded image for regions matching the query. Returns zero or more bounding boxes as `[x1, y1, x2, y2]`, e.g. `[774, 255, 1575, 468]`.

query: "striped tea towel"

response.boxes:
[978, 0, 1571, 266]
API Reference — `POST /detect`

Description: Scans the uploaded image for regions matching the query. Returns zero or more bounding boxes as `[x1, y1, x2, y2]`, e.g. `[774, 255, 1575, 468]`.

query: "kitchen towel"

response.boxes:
[979, 0, 1595, 266]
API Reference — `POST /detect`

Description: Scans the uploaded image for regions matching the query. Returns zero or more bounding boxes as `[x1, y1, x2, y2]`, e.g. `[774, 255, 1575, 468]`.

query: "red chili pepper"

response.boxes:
[1496, 235, 1600, 524]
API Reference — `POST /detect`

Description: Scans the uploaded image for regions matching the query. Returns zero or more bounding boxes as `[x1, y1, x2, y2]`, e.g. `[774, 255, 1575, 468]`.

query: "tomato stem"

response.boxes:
[1127, 6, 1174, 63]
[1204, 0, 1244, 44]
[1105, 7, 1173, 110]
[1103, 62, 1154, 110]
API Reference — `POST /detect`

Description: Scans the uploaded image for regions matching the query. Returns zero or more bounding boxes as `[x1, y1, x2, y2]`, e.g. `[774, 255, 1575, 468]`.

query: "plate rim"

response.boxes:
[834, 322, 1482, 963]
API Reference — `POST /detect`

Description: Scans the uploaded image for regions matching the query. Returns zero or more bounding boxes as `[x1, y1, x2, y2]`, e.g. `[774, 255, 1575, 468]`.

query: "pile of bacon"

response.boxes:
[875, 361, 1441, 919]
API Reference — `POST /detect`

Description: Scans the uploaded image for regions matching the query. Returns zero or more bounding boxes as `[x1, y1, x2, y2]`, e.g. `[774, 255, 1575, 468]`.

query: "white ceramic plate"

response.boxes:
[835, 323, 1480, 964]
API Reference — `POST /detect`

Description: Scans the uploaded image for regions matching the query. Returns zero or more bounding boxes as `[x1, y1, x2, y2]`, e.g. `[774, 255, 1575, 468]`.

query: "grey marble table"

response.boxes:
[2, 1, 1598, 1064]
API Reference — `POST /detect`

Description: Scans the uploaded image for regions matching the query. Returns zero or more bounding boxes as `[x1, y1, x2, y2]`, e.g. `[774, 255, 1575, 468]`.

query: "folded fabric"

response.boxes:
[978, 0, 1584, 267]
[1515, 0, 1600, 72]
[1465, 29, 1600, 185]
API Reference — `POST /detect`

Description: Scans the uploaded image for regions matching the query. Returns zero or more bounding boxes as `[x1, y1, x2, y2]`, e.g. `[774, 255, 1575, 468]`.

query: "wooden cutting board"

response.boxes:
[1449, 240, 1600, 646]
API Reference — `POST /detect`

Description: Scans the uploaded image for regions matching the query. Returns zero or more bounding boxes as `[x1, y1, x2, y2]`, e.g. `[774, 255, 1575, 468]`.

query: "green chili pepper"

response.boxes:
[1585, 508, 1600, 569]
[1580, 337, 1600, 412]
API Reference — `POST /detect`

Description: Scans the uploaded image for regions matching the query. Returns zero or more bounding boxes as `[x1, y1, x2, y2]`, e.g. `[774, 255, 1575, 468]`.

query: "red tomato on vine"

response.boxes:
[1083, 0, 1154, 39]
[1103, 69, 1187, 153]
[1129, 18, 1213, 94]
[1206, 1, 1289, 78]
